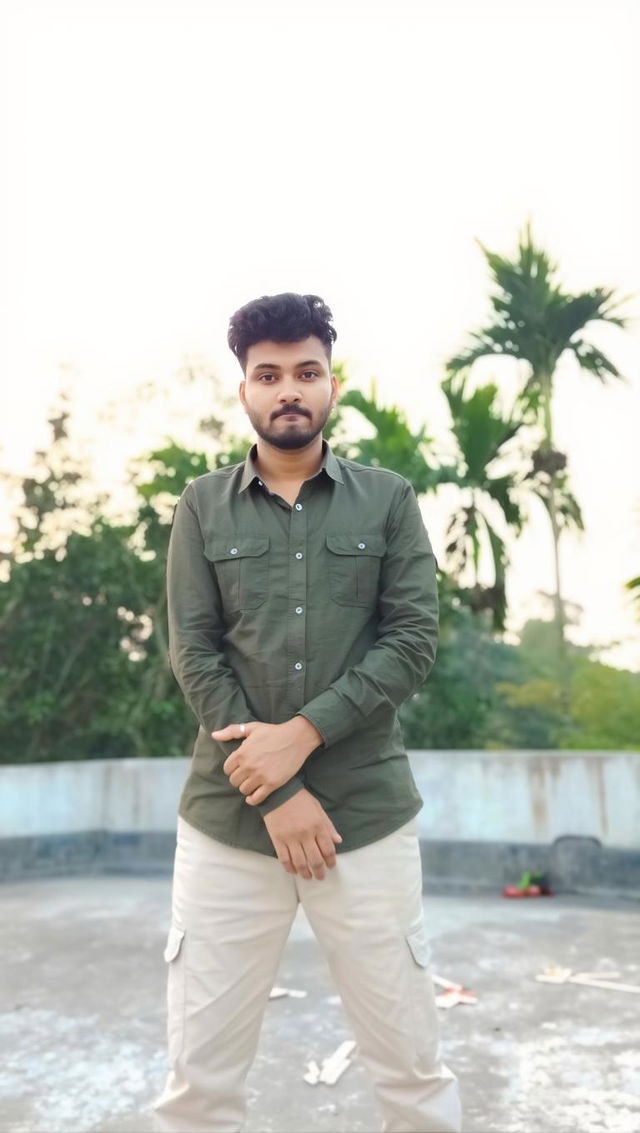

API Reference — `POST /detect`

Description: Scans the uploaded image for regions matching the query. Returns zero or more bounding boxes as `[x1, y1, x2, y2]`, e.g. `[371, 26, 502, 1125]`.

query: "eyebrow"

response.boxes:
[251, 359, 325, 374]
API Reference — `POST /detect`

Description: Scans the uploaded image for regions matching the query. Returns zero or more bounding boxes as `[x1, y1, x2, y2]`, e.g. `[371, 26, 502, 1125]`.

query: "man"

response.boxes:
[152, 293, 461, 1133]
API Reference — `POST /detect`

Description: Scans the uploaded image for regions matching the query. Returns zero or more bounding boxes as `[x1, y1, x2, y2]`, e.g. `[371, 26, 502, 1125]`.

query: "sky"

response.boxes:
[1, 0, 639, 668]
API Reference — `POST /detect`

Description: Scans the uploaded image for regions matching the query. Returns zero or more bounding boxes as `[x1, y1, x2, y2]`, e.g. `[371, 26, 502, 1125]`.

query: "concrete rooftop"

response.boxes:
[1, 876, 639, 1133]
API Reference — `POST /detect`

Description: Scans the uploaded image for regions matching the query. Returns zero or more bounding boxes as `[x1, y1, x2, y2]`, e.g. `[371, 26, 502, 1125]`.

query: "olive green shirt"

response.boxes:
[167, 438, 439, 855]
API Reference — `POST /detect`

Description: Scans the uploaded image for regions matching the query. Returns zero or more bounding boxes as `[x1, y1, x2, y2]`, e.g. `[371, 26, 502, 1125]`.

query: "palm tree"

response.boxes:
[438, 371, 524, 630]
[335, 383, 437, 496]
[337, 376, 523, 631]
[447, 222, 630, 705]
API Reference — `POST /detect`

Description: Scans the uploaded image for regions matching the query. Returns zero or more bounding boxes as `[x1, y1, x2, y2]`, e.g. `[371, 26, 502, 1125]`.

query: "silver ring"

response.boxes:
[239, 723, 246, 735]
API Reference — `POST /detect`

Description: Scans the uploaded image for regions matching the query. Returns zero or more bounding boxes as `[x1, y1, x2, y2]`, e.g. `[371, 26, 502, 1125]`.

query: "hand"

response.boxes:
[263, 789, 342, 881]
[213, 716, 323, 806]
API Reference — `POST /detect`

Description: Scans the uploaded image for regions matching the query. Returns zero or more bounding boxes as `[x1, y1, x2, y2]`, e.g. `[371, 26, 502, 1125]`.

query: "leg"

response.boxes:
[152, 817, 298, 1133]
[299, 819, 462, 1133]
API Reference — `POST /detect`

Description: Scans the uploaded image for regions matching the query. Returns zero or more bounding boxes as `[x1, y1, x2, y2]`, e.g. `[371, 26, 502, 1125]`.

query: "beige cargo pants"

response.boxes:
[152, 815, 462, 1133]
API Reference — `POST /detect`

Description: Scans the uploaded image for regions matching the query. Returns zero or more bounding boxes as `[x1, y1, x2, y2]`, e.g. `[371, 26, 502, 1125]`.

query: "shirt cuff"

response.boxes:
[295, 695, 350, 749]
[257, 775, 306, 817]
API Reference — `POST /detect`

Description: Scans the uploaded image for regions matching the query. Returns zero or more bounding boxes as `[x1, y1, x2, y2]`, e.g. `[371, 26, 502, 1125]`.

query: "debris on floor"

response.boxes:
[502, 870, 554, 898]
[269, 986, 308, 999]
[304, 1040, 357, 1085]
[432, 973, 478, 1008]
[535, 966, 640, 993]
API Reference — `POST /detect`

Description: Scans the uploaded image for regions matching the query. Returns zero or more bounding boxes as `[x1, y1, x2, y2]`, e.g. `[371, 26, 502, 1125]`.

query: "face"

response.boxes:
[239, 335, 339, 451]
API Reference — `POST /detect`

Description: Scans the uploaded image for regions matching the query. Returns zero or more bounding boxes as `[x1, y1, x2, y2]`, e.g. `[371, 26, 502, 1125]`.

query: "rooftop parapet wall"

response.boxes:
[1, 752, 638, 891]
[1, 750, 638, 847]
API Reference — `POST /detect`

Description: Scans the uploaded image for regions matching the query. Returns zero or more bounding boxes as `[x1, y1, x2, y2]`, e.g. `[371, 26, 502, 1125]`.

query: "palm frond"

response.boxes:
[441, 371, 523, 483]
[568, 339, 625, 382]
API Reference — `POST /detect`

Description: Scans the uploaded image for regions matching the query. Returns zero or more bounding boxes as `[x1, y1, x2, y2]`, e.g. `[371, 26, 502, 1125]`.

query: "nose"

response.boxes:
[277, 384, 302, 405]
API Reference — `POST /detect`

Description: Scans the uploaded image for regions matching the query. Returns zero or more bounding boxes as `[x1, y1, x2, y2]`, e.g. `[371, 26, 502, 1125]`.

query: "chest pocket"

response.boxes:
[326, 533, 386, 607]
[204, 535, 269, 610]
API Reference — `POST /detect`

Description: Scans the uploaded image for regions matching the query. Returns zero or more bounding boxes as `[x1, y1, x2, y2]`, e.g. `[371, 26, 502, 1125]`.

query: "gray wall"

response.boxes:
[1, 751, 639, 892]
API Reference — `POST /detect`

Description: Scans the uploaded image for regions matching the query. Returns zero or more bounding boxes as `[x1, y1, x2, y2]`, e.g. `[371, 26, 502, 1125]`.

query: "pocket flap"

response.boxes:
[406, 926, 431, 968]
[163, 923, 185, 963]
[204, 535, 269, 562]
[326, 533, 386, 557]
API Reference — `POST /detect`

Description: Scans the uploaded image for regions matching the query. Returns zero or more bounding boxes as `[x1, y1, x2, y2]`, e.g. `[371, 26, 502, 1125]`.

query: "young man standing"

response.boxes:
[153, 293, 461, 1133]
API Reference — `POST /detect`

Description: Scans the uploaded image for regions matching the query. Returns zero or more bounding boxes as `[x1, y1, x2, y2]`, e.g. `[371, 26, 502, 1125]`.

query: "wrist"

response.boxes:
[287, 714, 323, 753]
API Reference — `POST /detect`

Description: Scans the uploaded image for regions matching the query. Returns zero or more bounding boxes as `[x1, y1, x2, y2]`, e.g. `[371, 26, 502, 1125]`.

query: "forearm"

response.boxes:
[256, 716, 323, 816]
[167, 484, 257, 755]
[297, 603, 437, 747]
[298, 481, 438, 748]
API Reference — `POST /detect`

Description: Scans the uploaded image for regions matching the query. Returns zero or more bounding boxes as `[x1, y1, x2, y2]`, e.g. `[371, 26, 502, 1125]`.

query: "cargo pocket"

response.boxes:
[406, 924, 432, 969]
[405, 922, 438, 1061]
[326, 533, 386, 607]
[164, 923, 186, 1062]
[204, 535, 270, 610]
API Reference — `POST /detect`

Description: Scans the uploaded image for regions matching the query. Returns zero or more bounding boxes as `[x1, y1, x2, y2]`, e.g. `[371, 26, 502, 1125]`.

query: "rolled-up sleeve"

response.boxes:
[297, 479, 438, 748]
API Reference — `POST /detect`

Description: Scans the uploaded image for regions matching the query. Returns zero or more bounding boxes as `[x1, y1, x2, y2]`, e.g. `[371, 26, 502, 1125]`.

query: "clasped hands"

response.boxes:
[212, 716, 323, 807]
[212, 716, 342, 881]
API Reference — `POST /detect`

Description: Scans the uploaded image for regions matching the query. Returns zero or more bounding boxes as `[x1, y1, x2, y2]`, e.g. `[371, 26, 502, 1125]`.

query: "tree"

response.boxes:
[447, 222, 630, 710]
[335, 383, 437, 495]
[438, 371, 524, 630]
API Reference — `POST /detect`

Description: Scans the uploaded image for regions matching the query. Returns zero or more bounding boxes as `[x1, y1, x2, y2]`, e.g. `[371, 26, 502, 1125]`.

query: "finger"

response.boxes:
[227, 768, 247, 787]
[291, 842, 312, 881]
[212, 725, 237, 740]
[302, 838, 325, 881]
[231, 775, 253, 795]
[274, 839, 296, 874]
[238, 777, 259, 797]
[245, 785, 270, 806]
[316, 833, 338, 870]
[330, 824, 343, 844]
[223, 741, 249, 774]
[213, 724, 250, 742]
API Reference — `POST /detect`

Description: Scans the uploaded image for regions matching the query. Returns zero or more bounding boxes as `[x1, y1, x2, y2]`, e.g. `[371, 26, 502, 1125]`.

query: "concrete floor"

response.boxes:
[0, 877, 639, 1133]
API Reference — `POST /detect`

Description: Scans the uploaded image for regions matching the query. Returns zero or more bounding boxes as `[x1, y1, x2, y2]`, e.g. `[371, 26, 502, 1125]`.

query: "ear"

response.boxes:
[238, 379, 247, 411]
[330, 372, 339, 405]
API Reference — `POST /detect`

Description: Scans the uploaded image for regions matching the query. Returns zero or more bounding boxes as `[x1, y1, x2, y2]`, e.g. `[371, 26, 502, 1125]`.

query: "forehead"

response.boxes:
[245, 335, 329, 373]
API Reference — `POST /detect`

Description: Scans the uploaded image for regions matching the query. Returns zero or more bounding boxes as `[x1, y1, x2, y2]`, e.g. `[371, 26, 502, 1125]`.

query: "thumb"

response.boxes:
[331, 826, 343, 844]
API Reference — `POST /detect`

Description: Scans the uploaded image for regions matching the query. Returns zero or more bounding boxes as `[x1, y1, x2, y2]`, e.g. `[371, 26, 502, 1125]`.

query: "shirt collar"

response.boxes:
[238, 438, 344, 493]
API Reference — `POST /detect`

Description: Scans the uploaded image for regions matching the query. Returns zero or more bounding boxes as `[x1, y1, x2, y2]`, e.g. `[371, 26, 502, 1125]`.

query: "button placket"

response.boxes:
[287, 496, 308, 710]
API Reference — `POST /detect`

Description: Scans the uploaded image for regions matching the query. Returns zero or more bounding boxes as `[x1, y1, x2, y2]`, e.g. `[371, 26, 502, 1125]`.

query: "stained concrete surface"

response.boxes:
[0, 877, 639, 1133]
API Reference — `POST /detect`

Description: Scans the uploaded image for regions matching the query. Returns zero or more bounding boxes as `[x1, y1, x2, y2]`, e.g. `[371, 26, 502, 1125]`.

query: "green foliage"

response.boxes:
[0, 416, 201, 763]
[336, 385, 437, 495]
[399, 606, 517, 749]
[1, 302, 637, 764]
[438, 371, 525, 629]
[402, 615, 640, 752]
[447, 220, 629, 396]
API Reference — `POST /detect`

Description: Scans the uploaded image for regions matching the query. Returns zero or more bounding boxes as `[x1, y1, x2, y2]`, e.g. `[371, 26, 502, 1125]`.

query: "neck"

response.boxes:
[254, 435, 325, 483]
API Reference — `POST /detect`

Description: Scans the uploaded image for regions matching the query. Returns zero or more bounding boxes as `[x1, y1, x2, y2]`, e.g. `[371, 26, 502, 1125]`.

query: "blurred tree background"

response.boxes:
[1, 225, 638, 763]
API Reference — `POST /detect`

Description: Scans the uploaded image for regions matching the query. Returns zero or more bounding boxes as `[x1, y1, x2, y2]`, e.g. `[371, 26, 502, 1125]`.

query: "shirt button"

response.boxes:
[258, 480, 263, 487]
[295, 503, 303, 511]
[295, 552, 303, 560]
[230, 547, 238, 555]
[294, 661, 303, 671]
[358, 542, 366, 550]
[295, 606, 303, 614]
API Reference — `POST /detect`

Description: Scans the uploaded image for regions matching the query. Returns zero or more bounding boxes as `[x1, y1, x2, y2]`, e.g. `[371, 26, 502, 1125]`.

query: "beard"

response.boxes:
[246, 402, 332, 450]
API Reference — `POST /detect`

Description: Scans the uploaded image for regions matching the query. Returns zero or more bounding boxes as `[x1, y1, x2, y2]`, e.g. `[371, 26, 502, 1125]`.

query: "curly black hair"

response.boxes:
[228, 292, 337, 371]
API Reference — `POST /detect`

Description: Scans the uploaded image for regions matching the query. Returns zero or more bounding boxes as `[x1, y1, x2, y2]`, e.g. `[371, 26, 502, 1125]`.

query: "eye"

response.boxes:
[301, 370, 319, 380]
[258, 373, 276, 382]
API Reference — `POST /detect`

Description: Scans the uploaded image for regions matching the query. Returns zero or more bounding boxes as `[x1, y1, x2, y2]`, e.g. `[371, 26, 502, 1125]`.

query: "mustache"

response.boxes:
[272, 407, 311, 420]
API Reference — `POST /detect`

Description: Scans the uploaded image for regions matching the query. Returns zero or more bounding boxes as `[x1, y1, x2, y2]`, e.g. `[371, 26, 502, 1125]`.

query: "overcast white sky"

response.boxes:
[1, 0, 639, 668]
